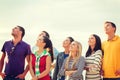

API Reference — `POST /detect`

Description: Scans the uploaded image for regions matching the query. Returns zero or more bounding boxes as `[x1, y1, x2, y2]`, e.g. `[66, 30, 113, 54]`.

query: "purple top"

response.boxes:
[1, 40, 31, 77]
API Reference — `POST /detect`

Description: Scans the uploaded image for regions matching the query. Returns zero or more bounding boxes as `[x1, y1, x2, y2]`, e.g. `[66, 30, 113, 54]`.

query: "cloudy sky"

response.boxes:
[0, 0, 120, 79]
[0, 0, 120, 53]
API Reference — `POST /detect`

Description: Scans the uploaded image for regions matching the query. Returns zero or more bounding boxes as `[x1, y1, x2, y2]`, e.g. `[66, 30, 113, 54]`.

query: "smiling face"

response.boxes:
[36, 36, 45, 48]
[63, 37, 72, 48]
[69, 41, 82, 57]
[88, 35, 96, 47]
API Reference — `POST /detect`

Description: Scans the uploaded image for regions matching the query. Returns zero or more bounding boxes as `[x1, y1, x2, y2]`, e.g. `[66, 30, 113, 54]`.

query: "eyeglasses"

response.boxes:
[10, 46, 15, 54]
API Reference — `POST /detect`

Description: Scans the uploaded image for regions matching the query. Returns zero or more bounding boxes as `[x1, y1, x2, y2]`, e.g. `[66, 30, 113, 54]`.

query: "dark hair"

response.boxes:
[17, 25, 25, 38]
[105, 21, 116, 33]
[85, 34, 102, 57]
[43, 36, 54, 62]
[42, 31, 50, 39]
[67, 37, 74, 43]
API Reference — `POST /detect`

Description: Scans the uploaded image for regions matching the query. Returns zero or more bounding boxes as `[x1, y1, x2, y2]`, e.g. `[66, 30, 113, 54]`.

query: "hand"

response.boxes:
[31, 76, 38, 80]
[16, 73, 25, 79]
[0, 72, 6, 79]
[115, 69, 120, 76]
[65, 70, 77, 76]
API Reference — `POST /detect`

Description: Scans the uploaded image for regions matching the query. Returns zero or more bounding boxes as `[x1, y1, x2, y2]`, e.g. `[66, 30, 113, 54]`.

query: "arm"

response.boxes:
[53, 54, 59, 80]
[16, 54, 30, 79]
[0, 53, 6, 79]
[29, 54, 36, 78]
[37, 56, 51, 79]
[70, 57, 85, 78]
[58, 58, 66, 76]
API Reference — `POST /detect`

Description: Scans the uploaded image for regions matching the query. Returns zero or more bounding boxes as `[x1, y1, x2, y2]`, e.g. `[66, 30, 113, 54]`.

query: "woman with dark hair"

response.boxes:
[29, 36, 54, 80]
[53, 37, 74, 80]
[85, 34, 103, 80]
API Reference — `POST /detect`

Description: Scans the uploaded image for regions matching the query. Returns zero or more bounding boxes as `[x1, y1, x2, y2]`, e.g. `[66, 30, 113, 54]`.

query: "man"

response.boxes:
[0, 26, 31, 80]
[102, 21, 120, 80]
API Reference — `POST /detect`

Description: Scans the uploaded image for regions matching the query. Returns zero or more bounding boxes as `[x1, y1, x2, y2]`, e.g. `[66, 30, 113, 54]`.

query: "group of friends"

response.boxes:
[0, 21, 120, 80]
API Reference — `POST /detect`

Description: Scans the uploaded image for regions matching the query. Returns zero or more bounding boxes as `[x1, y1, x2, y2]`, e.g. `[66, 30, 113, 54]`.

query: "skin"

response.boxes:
[29, 36, 51, 80]
[0, 26, 30, 79]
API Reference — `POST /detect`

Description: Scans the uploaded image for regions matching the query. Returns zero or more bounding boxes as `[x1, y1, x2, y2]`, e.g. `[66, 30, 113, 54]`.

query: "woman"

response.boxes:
[53, 37, 74, 80]
[29, 36, 54, 80]
[59, 41, 85, 80]
[85, 34, 103, 80]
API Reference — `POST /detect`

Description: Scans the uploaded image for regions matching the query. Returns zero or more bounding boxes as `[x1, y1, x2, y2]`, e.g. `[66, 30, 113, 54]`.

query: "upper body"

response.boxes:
[102, 21, 120, 78]
[29, 36, 54, 80]
[59, 56, 85, 80]
[0, 26, 31, 79]
[59, 41, 85, 80]
[85, 34, 103, 80]
[53, 37, 74, 80]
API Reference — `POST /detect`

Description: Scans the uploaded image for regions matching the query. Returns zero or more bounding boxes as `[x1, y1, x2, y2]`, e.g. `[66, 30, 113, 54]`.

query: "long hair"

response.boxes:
[43, 36, 54, 62]
[85, 34, 102, 57]
[65, 41, 82, 70]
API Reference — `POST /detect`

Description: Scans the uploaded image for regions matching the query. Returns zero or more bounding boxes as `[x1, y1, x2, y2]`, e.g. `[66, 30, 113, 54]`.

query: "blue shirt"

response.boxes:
[1, 40, 31, 76]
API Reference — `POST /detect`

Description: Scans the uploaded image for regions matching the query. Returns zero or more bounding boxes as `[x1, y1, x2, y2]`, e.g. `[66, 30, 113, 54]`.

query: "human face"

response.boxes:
[63, 38, 71, 48]
[104, 23, 115, 34]
[69, 41, 78, 53]
[11, 27, 22, 37]
[36, 36, 45, 47]
[88, 35, 96, 47]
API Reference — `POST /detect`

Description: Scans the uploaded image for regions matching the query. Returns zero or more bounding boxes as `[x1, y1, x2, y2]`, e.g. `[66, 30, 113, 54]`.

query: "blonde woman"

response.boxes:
[59, 41, 85, 80]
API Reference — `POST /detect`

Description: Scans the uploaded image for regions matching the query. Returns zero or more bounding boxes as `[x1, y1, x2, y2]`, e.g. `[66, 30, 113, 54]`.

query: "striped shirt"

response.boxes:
[85, 50, 102, 80]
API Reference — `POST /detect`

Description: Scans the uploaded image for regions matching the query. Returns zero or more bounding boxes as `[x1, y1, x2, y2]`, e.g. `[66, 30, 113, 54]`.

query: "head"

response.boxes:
[11, 25, 25, 39]
[86, 34, 102, 57]
[69, 41, 82, 58]
[39, 31, 50, 38]
[104, 21, 116, 34]
[65, 41, 82, 70]
[63, 37, 74, 49]
[36, 36, 54, 62]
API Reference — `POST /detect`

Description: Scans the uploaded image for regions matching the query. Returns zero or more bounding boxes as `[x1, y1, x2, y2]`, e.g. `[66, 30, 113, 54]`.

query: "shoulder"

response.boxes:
[79, 56, 85, 61]
[58, 52, 64, 56]
[95, 50, 103, 55]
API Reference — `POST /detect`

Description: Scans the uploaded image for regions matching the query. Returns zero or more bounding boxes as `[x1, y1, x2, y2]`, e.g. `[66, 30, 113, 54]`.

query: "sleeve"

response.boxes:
[58, 58, 67, 77]
[1, 41, 6, 53]
[93, 50, 102, 67]
[53, 54, 60, 80]
[26, 44, 32, 55]
[71, 56, 85, 78]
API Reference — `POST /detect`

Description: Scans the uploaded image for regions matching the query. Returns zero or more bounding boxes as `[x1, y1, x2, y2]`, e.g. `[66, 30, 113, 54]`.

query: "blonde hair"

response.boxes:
[65, 41, 82, 70]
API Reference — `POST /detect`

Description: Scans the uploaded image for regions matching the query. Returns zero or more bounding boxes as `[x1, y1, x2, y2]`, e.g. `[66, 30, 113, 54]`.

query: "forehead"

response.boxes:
[104, 23, 112, 27]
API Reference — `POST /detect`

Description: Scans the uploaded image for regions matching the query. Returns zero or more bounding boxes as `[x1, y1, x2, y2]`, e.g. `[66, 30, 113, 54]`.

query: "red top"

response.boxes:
[31, 54, 51, 80]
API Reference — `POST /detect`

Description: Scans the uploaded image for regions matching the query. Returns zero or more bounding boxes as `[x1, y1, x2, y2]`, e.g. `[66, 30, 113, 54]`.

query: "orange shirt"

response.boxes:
[102, 35, 120, 78]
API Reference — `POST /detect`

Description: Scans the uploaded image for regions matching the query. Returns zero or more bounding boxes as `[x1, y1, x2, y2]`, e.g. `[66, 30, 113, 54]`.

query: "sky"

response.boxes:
[0, 0, 120, 79]
[0, 0, 120, 54]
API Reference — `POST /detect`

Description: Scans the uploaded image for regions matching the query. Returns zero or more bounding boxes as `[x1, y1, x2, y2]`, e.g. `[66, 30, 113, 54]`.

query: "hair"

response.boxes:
[42, 31, 50, 39]
[17, 25, 25, 38]
[43, 36, 54, 62]
[85, 34, 102, 57]
[65, 41, 82, 70]
[105, 21, 116, 33]
[67, 37, 74, 42]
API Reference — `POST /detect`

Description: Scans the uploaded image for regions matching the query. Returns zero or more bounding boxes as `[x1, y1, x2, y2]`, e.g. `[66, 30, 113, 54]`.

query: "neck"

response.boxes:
[108, 33, 115, 40]
[71, 52, 76, 59]
[90, 46, 95, 52]
[38, 47, 44, 54]
[12, 37, 21, 46]
[64, 47, 69, 54]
